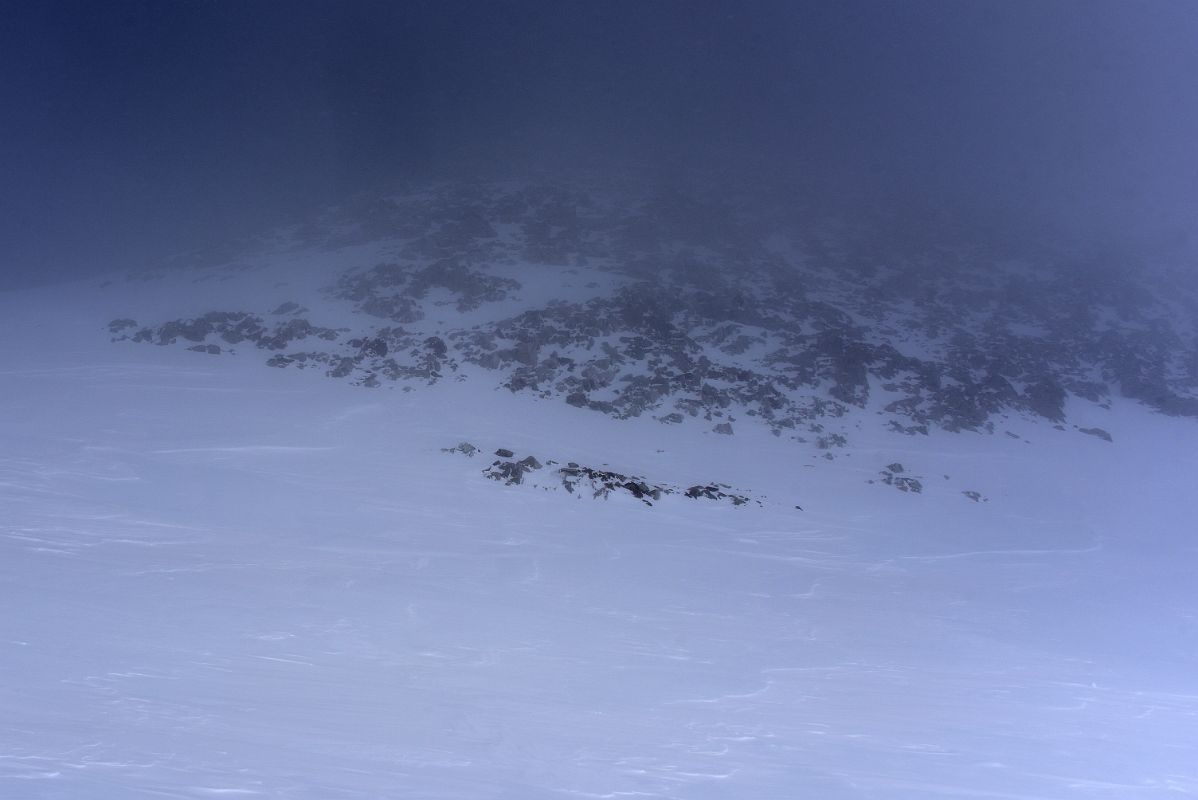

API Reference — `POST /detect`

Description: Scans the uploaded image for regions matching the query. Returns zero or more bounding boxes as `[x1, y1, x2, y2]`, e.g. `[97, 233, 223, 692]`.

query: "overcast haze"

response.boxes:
[5, 4, 1198, 796]
[3, 0, 1197, 288]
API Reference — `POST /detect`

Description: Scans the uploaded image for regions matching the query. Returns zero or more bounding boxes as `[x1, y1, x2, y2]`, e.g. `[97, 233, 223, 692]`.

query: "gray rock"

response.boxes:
[485, 460, 527, 485]
[108, 318, 138, 335]
[1078, 426, 1113, 442]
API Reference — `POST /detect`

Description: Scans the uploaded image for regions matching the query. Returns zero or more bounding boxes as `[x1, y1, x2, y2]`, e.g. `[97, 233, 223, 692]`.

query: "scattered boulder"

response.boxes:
[350, 337, 389, 358]
[109, 180, 1198, 445]
[115, 311, 342, 353]
[484, 454, 543, 486]
[879, 464, 923, 493]
[485, 459, 530, 486]
[1023, 377, 1067, 422]
[559, 463, 664, 505]
[1077, 426, 1113, 442]
[108, 318, 138, 335]
[684, 484, 750, 505]
[448, 445, 763, 508]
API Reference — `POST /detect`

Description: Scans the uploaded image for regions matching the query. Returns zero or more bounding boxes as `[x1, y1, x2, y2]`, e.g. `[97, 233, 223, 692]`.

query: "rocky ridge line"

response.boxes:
[107, 180, 1198, 445]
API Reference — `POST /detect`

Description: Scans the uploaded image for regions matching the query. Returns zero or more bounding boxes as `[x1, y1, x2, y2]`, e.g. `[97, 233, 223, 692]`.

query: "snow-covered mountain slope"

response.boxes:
[2, 179, 1197, 798]
[107, 180, 1198, 443]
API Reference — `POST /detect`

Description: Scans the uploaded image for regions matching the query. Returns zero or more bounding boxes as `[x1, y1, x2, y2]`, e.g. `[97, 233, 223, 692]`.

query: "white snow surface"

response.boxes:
[2, 272, 1197, 799]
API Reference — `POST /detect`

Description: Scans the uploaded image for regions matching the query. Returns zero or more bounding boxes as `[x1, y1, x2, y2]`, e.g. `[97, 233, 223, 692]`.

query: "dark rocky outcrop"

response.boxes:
[329, 260, 520, 323]
[111, 312, 342, 352]
[878, 464, 923, 493]
[447, 445, 763, 508]
[484, 457, 539, 486]
[559, 463, 664, 504]
[109, 178, 1198, 446]
[684, 484, 751, 505]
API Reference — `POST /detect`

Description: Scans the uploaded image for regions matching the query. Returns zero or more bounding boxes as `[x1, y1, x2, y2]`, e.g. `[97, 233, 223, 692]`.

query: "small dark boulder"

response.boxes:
[1078, 426, 1113, 442]
[351, 337, 388, 358]
[485, 460, 527, 485]
[1024, 378, 1067, 422]
[108, 318, 138, 334]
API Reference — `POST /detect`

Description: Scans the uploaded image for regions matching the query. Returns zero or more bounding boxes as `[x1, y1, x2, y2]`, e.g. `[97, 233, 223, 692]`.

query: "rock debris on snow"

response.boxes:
[452, 444, 762, 507]
[107, 179, 1198, 453]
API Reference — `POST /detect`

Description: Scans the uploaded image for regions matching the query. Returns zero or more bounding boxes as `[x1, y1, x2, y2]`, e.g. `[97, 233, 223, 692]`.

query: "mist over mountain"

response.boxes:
[4, 4, 1198, 798]
[4, 164, 1198, 795]
[103, 172, 1198, 442]
[3, 0, 1197, 288]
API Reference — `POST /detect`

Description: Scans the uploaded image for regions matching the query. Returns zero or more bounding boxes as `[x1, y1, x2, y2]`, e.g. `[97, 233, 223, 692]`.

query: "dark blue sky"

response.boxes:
[3, 0, 1196, 286]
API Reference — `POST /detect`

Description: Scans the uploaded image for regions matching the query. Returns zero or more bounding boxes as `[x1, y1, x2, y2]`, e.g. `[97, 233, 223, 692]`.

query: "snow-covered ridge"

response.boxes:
[4, 177, 1198, 798]
[106, 178, 1198, 453]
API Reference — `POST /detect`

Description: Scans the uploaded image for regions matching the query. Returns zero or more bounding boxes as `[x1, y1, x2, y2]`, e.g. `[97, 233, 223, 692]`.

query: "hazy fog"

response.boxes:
[3, 0, 1196, 288]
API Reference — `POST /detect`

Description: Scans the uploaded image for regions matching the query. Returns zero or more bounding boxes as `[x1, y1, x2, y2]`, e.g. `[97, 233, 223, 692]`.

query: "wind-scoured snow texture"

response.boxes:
[110, 179, 1198, 451]
[3, 274, 1198, 799]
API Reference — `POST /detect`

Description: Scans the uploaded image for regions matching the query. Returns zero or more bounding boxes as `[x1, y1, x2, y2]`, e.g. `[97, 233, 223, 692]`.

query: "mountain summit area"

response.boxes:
[2, 175, 1196, 798]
